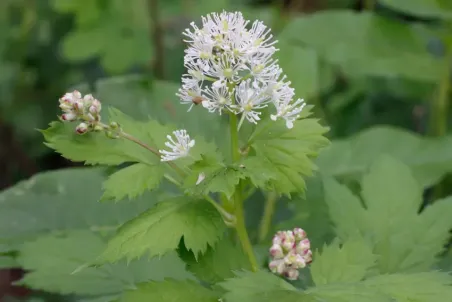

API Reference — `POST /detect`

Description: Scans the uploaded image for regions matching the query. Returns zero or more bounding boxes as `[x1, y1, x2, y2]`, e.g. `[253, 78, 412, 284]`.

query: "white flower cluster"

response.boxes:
[58, 90, 102, 134]
[178, 11, 306, 129]
[269, 228, 312, 280]
[160, 129, 195, 162]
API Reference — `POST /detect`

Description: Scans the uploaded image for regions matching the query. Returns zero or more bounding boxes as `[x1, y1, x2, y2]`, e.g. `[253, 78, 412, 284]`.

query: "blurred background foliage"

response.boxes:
[0, 0, 452, 300]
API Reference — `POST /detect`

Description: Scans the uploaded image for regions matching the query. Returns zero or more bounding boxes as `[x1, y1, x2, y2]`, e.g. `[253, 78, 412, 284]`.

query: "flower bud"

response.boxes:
[61, 113, 77, 121]
[269, 260, 285, 275]
[293, 228, 307, 241]
[89, 99, 101, 114]
[74, 101, 84, 111]
[59, 101, 73, 112]
[296, 239, 310, 254]
[93, 124, 104, 132]
[269, 228, 312, 281]
[109, 122, 119, 129]
[269, 244, 284, 259]
[75, 123, 89, 134]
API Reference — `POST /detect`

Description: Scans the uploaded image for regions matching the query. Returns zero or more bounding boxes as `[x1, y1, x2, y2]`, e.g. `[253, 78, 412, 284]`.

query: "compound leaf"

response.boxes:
[99, 197, 225, 263]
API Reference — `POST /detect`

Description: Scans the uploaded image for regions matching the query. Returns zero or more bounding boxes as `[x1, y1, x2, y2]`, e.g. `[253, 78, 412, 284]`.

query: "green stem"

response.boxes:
[204, 194, 236, 224]
[229, 114, 241, 162]
[118, 130, 186, 178]
[234, 186, 259, 271]
[431, 42, 452, 199]
[229, 113, 258, 271]
[431, 50, 452, 137]
[258, 192, 278, 243]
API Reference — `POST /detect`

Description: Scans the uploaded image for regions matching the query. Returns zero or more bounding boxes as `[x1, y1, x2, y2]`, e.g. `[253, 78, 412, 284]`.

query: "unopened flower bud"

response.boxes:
[282, 237, 295, 251]
[269, 260, 285, 275]
[89, 99, 101, 114]
[76, 123, 89, 134]
[109, 122, 119, 129]
[296, 239, 310, 254]
[93, 124, 104, 132]
[293, 228, 307, 241]
[59, 101, 73, 112]
[268, 228, 313, 281]
[74, 101, 84, 111]
[61, 113, 77, 121]
[269, 244, 284, 259]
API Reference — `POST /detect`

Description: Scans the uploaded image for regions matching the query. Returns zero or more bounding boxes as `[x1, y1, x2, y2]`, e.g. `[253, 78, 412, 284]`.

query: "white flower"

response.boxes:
[202, 83, 233, 114]
[160, 129, 195, 162]
[271, 97, 306, 129]
[178, 11, 310, 130]
[233, 79, 270, 125]
[176, 78, 204, 111]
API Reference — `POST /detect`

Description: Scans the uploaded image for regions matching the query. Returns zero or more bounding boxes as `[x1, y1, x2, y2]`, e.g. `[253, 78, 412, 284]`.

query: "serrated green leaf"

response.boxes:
[0, 168, 160, 245]
[90, 75, 229, 149]
[310, 238, 377, 286]
[325, 155, 452, 274]
[361, 156, 424, 274]
[179, 235, 250, 284]
[16, 230, 193, 299]
[316, 126, 452, 187]
[307, 283, 389, 302]
[323, 177, 368, 240]
[380, 0, 452, 20]
[42, 108, 170, 166]
[241, 157, 279, 190]
[99, 197, 225, 263]
[183, 160, 246, 199]
[281, 11, 442, 82]
[219, 270, 301, 302]
[363, 272, 452, 301]
[276, 176, 334, 249]
[101, 163, 165, 201]
[119, 280, 218, 302]
[249, 118, 329, 195]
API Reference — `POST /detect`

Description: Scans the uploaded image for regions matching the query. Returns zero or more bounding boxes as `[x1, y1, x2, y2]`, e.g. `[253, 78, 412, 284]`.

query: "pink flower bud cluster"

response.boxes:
[268, 228, 312, 280]
[58, 90, 102, 134]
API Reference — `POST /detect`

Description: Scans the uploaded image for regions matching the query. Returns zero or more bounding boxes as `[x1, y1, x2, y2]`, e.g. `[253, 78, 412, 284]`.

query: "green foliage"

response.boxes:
[276, 41, 335, 99]
[362, 272, 452, 301]
[183, 160, 246, 199]
[324, 155, 452, 273]
[219, 271, 304, 302]
[78, 76, 229, 148]
[310, 238, 377, 286]
[52, 0, 152, 73]
[276, 176, 334, 249]
[101, 163, 165, 201]
[249, 118, 329, 195]
[0, 168, 156, 246]
[281, 10, 442, 82]
[16, 230, 193, 300]
[99, 196, 225, 263]
[317, 126, 452, 187]
[379, 0, 452, 20]
[42, 108, 169, 166]
[179, 235, 250, 284]
[119, 280, 219, 302]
